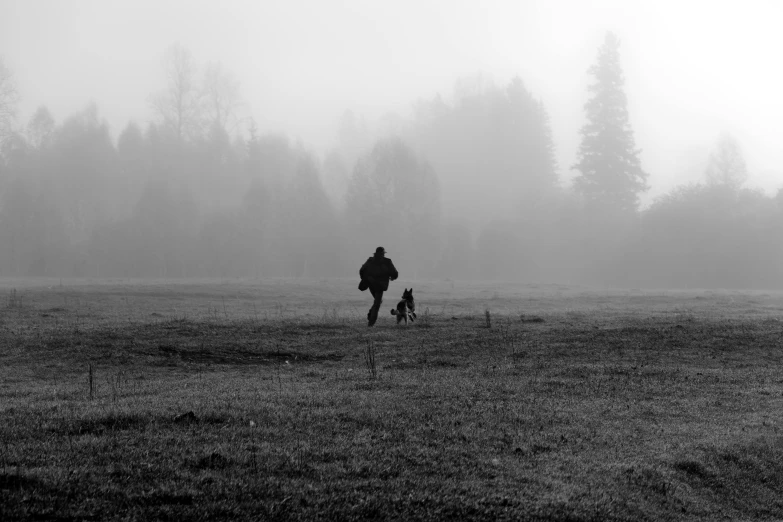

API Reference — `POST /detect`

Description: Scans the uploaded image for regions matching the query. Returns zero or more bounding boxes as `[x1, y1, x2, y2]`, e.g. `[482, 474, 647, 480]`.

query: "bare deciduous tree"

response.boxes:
[150, 44, 201, 143]
[202, 61, 243, 136]
[705, 132, 748, 190]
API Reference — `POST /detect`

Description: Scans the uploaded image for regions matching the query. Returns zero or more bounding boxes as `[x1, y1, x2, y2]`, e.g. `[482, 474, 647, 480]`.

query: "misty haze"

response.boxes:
[3, 1, 783, 520]
[0, 0, 781, 285]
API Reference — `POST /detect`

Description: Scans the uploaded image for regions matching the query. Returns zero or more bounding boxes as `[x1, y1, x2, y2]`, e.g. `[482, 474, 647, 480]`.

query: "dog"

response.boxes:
[390, 288, 417, 325]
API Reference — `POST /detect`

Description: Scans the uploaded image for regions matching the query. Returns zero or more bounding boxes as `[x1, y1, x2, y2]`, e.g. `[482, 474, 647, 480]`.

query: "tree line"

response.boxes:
[0, 36, 781, 288]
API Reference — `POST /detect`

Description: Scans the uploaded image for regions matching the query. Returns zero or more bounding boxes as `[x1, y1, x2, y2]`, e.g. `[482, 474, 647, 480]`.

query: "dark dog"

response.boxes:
[390, 288, 417, 325]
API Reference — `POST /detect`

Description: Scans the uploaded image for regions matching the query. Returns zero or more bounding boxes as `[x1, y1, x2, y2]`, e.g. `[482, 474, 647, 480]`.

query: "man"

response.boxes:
[358, 246, 399, 326]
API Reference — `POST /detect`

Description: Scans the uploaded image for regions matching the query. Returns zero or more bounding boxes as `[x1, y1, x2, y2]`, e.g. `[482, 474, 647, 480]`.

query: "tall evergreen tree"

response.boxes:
[573, 32, 648, 214]
[0, 57, 19, 147]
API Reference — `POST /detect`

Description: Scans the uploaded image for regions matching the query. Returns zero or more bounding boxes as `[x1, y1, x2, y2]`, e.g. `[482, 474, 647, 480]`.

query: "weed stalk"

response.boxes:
[364, 340, 377, 379]
[88, 363, 94, 400]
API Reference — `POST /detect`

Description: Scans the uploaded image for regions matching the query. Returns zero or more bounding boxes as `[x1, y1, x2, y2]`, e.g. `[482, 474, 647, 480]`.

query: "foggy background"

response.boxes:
[0, 0, 781, 287]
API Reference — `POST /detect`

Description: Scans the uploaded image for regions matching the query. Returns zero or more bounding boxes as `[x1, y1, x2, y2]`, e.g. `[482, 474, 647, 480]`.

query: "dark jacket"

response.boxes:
[359, 255, 399, 291]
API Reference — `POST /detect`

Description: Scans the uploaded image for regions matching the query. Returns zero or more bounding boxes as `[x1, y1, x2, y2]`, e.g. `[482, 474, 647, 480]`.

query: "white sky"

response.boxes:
[1, 0, 782, 202]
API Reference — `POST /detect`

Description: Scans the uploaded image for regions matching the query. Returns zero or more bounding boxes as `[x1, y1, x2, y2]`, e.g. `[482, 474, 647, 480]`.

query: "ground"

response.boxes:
[2, 277, 783, 521]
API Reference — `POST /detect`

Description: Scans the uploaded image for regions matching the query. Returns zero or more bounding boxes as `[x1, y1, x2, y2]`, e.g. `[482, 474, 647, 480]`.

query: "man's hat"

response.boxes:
[375, 246, 386, 255]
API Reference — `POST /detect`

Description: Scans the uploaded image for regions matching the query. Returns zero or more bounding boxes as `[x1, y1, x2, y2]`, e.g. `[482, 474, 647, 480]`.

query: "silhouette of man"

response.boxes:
[358, 247, 399, 326]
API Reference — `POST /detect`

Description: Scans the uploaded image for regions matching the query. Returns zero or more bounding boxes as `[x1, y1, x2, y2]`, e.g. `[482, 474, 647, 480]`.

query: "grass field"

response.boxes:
[2, 277, 783, 520]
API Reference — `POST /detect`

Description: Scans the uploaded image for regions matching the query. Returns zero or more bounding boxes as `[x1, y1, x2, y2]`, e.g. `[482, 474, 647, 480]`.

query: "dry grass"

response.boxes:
[2, 278, 783, 520]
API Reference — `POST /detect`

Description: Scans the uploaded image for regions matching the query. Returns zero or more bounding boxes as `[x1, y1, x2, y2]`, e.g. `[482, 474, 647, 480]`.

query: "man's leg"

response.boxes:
[367, 287, 376, 321]
[368, 287, 384, 326]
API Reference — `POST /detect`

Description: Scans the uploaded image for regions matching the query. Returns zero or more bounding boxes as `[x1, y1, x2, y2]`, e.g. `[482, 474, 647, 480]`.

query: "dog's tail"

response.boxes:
[390, 309, 398, 316]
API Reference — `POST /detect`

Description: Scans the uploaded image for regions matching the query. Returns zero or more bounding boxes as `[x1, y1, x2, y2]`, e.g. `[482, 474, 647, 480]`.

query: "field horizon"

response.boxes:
[3, 277, 783, 520]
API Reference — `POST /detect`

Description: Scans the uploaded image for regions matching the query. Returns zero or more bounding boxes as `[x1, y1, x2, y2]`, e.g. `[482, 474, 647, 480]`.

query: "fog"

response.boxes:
[0, 0, 782, 287]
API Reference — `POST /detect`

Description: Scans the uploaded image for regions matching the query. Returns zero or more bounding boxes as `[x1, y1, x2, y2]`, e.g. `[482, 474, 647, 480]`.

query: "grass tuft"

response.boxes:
[59, 412, 149, 436]
[192, 452, 231, 470]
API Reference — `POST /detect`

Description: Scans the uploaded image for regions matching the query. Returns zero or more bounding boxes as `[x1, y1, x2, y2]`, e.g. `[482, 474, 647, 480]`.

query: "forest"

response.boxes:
[0, 33, 781, 288]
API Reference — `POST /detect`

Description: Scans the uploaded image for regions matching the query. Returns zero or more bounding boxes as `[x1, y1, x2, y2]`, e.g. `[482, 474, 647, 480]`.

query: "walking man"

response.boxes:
[358, 247, 399, 326]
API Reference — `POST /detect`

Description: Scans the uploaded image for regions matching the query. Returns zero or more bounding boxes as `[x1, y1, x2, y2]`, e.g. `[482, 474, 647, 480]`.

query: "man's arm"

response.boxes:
[388, 260, 399, 281]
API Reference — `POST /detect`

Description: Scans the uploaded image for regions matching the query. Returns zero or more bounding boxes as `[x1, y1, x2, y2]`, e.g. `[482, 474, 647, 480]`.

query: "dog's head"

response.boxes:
[402, 288, 414, 310]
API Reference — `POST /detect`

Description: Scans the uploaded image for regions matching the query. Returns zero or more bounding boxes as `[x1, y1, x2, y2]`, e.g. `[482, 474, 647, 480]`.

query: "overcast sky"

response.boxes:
[1, 0, 781, 202]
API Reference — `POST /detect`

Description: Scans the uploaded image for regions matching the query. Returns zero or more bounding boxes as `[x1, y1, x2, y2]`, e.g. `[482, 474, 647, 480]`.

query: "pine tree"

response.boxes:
[573, 32, 648, 214]
[0, 57, 20, 147]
